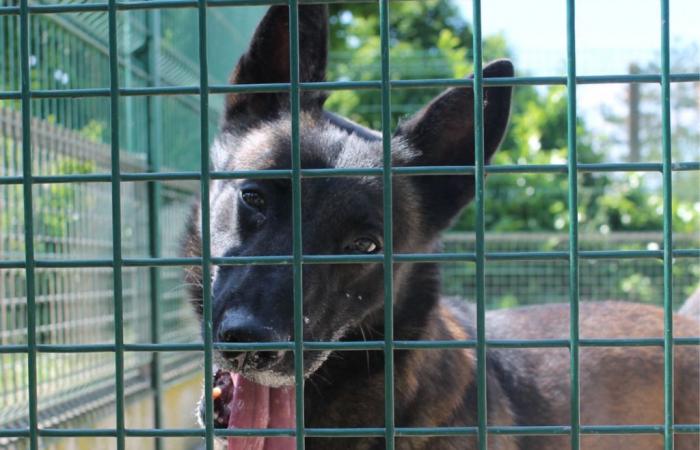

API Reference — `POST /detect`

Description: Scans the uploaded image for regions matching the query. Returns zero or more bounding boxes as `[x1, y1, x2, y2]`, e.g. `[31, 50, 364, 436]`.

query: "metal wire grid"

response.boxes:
[440, 233, 700, 307]
[0, 1, 698, 450]
[0, 108, 199, 449]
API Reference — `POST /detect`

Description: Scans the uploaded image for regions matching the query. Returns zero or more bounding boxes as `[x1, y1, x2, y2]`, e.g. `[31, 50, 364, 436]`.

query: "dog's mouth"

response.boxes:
[213, 369, 296, 450]
[214, 346, 335, 387]
[206, 328, 345, 447]
[210, 349, 333, 449]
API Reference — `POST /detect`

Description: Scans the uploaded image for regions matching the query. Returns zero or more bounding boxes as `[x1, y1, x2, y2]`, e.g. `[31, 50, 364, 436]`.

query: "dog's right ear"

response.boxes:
[223, 5, 328, 129]
[394, 59, 514, 233]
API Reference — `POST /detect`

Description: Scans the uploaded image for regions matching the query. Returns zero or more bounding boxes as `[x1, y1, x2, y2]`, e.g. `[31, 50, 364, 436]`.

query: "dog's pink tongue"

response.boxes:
[264, 386, 296, 450]
[227, 373, 296, 450]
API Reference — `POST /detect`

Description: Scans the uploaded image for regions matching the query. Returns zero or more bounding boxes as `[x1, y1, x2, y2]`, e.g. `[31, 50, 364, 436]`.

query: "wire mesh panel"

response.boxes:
[0, 1, 698, 450]
[441, 232, 700, 308]
[0, 76, 200, 450]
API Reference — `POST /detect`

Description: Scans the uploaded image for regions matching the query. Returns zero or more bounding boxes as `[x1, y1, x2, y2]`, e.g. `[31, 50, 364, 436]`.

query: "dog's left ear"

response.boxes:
[394, 59, 513, 232]
[223, 5, 328, 129]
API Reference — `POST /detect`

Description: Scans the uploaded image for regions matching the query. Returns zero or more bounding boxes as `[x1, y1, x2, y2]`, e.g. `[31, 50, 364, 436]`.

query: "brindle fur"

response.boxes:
[182, 6, 700, 449]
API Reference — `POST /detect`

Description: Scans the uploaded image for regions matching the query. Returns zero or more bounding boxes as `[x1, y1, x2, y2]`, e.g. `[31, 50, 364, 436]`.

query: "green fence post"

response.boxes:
[566, 1, 581, 449]
[470, 0, 488, 449]
[107, 0, 126, 448]
[196, 0, 215, 449]
[660, 1, 674, 449]
[146, 8, 164, 450]
[378, 1, 396, 450]
[287, 2, 307, 449]
[19, 0, 39, 448]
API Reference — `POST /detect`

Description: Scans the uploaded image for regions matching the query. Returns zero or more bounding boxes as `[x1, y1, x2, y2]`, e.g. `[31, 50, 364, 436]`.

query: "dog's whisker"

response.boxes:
[164, 282, 203, 295]
[359, 324, 371, 374]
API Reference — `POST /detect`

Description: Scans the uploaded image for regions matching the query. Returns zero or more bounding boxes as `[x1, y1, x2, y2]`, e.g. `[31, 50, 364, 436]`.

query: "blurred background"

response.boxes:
[0, 0, 698, 449]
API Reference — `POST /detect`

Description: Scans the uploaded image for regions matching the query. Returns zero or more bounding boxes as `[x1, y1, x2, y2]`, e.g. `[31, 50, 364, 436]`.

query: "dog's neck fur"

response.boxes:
[303, 262, 517, 450]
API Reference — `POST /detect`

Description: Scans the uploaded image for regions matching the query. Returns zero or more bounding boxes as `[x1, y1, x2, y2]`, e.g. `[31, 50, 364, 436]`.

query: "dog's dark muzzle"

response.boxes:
[216, 311, 287, 371]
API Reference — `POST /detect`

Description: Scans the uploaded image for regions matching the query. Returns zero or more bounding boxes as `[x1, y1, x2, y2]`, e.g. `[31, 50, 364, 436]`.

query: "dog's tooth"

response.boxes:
[233, 353, 246, 370]
[303, 316, 310, 324]
[357, 295, 363, 300]
[345, 292, 351, 299]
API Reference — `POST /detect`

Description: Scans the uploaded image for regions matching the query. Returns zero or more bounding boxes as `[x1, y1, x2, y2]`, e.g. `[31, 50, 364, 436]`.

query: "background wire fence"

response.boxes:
[0, 106, 200, 450]
[441, 232, 699, 308]
[0, 3, 248, 447]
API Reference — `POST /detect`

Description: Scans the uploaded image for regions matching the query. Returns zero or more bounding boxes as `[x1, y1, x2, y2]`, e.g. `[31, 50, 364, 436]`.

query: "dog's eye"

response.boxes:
[240, 190, 265, 210]
[346, 238, 380, 254]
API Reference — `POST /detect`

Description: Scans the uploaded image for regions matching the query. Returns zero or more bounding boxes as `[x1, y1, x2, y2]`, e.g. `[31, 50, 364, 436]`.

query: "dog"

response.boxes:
[182, 5, 700, 450]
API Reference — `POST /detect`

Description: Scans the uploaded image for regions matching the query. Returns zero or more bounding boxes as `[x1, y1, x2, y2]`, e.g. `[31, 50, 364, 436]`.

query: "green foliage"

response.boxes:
[327, 0, 506, 129]
[327, 1, 699, 236]
[460, 85, 699, 234]
[79, 119, 107, 143]
[597, 43, 700, 230]
[33, 158, 96, 254]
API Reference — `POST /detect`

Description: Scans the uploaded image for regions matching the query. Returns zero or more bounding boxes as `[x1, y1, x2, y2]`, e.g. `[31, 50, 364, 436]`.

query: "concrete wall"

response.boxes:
[42, 373, 202, 450]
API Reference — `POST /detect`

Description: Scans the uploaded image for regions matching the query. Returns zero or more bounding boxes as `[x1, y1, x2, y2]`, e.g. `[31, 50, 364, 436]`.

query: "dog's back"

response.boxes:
[680, 286, 700, 321]
[477, 301, 700, 450]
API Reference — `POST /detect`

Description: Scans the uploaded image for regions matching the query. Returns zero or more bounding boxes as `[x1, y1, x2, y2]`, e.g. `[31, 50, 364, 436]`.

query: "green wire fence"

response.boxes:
[1, 3, 263, 449]
[0, 1, 699, 450]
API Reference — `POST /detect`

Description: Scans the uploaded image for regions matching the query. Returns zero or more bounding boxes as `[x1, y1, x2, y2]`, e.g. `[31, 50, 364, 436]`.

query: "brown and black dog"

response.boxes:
[182, 5, 700, 450]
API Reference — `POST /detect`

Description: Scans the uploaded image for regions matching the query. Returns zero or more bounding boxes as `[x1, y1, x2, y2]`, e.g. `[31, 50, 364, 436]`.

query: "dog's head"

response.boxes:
[184, 5, 513, 387]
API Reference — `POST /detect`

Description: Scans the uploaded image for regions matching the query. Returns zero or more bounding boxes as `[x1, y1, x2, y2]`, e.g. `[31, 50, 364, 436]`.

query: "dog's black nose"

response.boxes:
[218, 314, 273, 344]
[216, 313, 284, 371]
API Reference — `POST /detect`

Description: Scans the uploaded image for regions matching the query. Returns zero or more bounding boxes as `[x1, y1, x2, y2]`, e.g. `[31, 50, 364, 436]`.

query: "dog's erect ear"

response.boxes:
[394, 59, 513, 232]
[224, 5, 328, 128]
